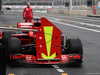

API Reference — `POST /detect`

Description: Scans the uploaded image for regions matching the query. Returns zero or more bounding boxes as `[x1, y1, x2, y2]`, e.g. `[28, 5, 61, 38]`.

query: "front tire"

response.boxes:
[68, 38, 83, 55]
[2, 31, 16, 64]
[67, 38, 83, 64]
[8, 37, 21, 54]
[7, 37, 21, 65]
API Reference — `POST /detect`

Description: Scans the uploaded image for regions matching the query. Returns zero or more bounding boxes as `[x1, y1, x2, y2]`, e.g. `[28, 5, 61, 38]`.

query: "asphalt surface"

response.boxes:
[0, 11, 100, 75]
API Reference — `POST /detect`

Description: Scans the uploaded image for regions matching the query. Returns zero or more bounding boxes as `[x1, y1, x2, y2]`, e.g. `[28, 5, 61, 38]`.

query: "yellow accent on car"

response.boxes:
[42, 26, 56, 59]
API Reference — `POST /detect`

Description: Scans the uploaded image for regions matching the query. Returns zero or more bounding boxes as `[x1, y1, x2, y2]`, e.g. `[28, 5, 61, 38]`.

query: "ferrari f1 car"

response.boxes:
[0, 18, 83, 64]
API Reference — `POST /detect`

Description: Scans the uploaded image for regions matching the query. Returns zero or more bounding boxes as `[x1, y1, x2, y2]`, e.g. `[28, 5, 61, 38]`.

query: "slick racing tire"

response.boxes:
[68, 38, 83, 55]
[2, 31, 16, 64]
[7, 37, 21, 64]
[0, 45, 6, 75]
[8, 37, 21, 53]
[2, 31, 16, 46]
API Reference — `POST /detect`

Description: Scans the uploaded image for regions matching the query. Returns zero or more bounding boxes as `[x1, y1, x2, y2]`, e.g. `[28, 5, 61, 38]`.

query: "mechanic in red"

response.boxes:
[23, 3, 33, 22]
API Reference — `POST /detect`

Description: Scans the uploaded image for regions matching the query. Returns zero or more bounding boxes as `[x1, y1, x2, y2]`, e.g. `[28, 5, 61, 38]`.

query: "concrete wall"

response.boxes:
[96, 8, 100, 15]
[48, 9, 92, 16]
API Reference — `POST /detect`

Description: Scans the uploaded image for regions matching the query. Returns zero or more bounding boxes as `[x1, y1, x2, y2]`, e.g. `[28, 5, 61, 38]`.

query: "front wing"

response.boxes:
[10, 54, 82, 64]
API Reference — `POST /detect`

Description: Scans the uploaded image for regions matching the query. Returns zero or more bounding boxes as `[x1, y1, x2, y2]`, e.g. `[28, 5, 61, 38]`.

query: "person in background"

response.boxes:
[23, 3, 33, 22]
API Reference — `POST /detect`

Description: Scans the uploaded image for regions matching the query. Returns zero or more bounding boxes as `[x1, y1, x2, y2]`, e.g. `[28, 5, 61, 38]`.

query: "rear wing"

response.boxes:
[17, 22, 33, 28]
[0, 27, 38, 32]
[17, 18, 41, 28]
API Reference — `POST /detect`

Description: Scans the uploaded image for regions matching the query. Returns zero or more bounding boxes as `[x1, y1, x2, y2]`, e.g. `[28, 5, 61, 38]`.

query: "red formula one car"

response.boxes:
[0, 18, 83, 65]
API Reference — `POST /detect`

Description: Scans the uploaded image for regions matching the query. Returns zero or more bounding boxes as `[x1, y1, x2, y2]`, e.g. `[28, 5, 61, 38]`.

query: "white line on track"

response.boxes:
[35, 14, 100, 28]
[38, 13, 100, 22]
[47, 17, 100, 28]
[34, 16, 100, 33]
[64, 16, 100, 22]
[52, 65, 59, 68]
[79, 23, 100, 28]
[56, 69, 65, 73]
[47, 14, 100, 22]
[49, 20, 100, 33]
[52, 65, 65, 73]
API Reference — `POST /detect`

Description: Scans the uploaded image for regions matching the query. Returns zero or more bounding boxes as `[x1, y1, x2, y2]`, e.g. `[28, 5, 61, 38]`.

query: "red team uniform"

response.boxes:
[23, 7, 33, 22]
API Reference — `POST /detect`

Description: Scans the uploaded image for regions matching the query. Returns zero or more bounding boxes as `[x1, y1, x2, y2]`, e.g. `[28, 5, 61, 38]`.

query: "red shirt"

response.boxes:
[23, 7, 33, 17]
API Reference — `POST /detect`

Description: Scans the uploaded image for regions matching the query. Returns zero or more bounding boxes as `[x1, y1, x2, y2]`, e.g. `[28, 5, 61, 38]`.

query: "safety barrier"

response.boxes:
[47, 9, 91, 16]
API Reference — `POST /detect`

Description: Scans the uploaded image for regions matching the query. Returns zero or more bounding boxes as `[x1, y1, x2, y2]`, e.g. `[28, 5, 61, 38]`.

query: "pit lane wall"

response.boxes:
[2, 5, 51, 13]
[2, 5, 92, 16]
[48, 9, 91, 16]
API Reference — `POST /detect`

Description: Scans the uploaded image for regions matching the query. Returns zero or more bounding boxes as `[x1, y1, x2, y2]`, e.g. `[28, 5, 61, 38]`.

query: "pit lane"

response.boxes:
[0, 11, 100, 75]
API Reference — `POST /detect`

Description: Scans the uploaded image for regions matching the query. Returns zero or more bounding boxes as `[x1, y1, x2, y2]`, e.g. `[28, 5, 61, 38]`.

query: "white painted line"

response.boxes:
[52, 65, 59, 68]
[80, 23, 100, 28]
[48, 14, 100, 22]
[47, 16, 76, 23]
[52, 65, 65, 73]
[63, 16, 100, 22]
[47, 17, 100, 28]
[49, 20, 100, 33]
[80, 23, 85, 25]
[35, 15, 100, 33]
[56, 69, 64, 73]
[86, 24, 100, 28]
